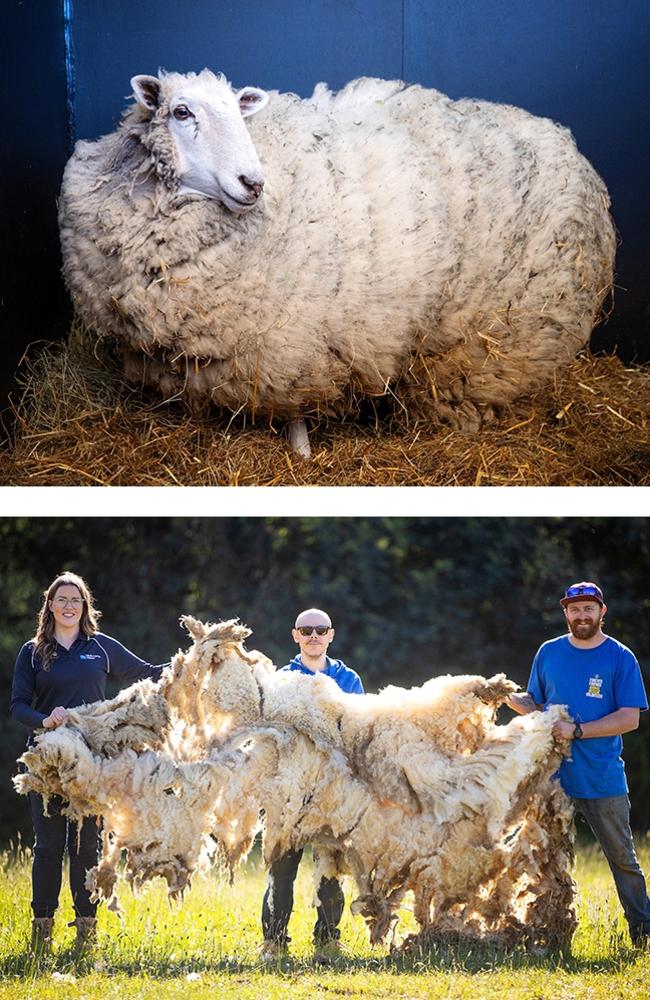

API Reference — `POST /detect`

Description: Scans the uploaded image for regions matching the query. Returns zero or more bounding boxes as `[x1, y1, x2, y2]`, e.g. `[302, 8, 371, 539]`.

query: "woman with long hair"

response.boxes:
[10, 571, 166, 953]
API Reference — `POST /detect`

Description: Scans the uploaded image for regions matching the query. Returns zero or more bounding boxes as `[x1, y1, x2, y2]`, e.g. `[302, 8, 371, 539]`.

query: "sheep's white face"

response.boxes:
[131, 70, 269, 214]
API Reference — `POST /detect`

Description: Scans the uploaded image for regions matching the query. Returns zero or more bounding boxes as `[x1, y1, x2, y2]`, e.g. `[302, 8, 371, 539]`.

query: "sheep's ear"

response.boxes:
[237, 87, 269, 118]
[131, 75, 162, 111]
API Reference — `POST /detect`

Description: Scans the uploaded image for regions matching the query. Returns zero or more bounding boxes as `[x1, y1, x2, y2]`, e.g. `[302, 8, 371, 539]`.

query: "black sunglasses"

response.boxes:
[296, 625, 330, 636]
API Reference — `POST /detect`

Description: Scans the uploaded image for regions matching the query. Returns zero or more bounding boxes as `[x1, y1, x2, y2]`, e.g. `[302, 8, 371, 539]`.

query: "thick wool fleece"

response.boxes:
[16, 618, 576, 949]
[59, 72, 615, 429]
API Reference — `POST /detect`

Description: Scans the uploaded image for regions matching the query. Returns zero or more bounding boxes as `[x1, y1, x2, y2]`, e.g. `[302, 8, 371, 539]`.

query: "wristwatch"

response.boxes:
[573, 721, 583, 740]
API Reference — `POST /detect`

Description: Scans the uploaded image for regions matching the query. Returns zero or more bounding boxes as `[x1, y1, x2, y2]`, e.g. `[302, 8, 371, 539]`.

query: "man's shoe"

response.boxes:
[313, 938, 348, 965]
[259, 939, 289, 963]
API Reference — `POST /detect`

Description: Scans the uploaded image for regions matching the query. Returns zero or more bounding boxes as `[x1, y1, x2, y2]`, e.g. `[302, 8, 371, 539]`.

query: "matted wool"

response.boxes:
[16, 619, 577, 949]
[58, 72, 615, 433]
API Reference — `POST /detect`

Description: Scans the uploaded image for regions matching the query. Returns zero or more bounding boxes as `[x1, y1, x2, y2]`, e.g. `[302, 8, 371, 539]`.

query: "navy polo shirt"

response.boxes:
[10, 631, 165, 735]
[280, 654, 364, 694]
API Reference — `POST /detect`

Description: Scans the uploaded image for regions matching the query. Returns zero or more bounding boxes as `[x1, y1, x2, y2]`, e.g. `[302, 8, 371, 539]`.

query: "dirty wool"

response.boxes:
[15, 619, 576, 949]
[59, 71, 615, 432]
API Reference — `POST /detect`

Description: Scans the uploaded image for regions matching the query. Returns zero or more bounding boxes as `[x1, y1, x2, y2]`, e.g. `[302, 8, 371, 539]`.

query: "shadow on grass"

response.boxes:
[1, 938, 645, 981]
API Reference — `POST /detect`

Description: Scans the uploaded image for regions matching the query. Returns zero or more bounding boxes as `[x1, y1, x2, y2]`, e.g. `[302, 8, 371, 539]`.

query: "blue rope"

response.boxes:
[63, 0, 76, 154]
[400, 0, 406, 80]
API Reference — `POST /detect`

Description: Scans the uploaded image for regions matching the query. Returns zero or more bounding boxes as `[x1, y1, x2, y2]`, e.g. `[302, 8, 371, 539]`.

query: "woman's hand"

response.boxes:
[42, 707, 69, 729]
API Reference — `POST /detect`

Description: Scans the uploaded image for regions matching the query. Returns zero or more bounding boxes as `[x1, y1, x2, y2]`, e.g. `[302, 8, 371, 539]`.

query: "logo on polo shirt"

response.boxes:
[79, 654, 102, 660]
[586, 674, 603, 698]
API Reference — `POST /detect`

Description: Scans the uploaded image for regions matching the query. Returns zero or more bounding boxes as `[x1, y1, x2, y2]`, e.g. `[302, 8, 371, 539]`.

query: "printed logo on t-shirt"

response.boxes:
[586, 674, 603, 698]
[79, 654, 102, 660]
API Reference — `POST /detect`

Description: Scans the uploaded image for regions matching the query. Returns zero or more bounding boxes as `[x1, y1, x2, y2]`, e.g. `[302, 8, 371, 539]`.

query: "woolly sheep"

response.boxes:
[58, 70, 615, 456]
[16, 618, 577, 949]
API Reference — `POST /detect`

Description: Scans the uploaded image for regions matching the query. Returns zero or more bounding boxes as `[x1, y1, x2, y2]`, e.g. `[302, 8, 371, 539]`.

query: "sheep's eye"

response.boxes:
[173, 105, 193, 121]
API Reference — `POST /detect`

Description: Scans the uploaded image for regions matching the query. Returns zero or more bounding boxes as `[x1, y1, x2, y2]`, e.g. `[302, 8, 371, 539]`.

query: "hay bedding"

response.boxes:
[1, 329, 649, 485]
[16, 618, 577, 951]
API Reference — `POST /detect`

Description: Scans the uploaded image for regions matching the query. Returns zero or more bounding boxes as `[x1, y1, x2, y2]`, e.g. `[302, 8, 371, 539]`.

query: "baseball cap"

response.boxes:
[560, 582, 604, 607]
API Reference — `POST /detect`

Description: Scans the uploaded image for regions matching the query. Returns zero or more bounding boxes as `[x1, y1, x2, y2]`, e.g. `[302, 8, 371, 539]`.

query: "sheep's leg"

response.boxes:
[287, 418, 311, 459]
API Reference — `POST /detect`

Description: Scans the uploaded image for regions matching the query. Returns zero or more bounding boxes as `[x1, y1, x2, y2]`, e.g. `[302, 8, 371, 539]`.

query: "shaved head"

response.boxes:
[294, 608, 332, 629]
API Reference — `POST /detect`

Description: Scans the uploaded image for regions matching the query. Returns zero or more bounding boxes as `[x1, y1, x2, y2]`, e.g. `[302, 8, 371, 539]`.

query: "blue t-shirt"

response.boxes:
[280, 655, 364, 694]
[528, 634, 648, 798]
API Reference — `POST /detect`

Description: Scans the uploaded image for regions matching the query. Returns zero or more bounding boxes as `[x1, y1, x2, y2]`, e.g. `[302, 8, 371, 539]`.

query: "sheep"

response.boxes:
[58, 69, 616, 457]
[16, 618, 577, 949]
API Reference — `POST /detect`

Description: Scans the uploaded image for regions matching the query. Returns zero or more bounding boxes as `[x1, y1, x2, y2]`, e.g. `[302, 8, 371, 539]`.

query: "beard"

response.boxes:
[568, 616, 602, 640]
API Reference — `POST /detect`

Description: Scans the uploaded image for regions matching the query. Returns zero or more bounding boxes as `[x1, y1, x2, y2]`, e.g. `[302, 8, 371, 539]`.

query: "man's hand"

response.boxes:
[506, 692, 541, 715]
[42, 706, 69, 729]
[552, 719, 575, 740]
[552, 707, 639, 741]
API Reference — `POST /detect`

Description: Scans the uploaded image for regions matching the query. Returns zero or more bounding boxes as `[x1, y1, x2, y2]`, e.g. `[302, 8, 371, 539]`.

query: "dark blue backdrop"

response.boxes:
[2, 0, 649, 406]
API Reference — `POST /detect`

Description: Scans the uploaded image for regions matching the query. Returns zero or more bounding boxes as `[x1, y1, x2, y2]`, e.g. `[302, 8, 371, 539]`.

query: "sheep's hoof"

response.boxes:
[287, 419, 311, 459]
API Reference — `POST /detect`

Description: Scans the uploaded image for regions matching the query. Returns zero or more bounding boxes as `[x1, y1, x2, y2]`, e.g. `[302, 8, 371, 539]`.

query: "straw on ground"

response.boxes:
[1, 328, 649, 486]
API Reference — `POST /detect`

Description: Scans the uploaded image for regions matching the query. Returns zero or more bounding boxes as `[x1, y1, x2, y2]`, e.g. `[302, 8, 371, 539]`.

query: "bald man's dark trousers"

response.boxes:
[262, 848, 344, 943]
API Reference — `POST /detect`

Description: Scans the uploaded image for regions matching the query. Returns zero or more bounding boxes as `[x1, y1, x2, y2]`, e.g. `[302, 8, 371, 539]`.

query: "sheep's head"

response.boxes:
[131, 69, 268, 214]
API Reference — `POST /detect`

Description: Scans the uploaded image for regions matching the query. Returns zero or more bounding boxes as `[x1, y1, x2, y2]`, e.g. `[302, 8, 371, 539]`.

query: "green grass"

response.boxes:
[1, 836, 649, 999]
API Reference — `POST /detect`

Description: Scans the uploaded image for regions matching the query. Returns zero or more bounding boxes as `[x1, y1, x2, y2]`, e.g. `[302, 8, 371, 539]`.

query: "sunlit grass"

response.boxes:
[1, 835, 649, 998]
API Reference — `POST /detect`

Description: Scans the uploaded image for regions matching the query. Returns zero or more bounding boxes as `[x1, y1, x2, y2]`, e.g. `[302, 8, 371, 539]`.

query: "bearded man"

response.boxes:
[508, 581, 650, 947]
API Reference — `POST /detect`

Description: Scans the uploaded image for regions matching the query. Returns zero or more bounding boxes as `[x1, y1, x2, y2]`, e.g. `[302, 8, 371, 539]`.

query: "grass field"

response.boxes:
[1, 836, 649, 999]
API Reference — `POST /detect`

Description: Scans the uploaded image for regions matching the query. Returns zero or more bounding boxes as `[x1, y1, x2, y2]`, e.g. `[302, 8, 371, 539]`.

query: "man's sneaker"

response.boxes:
[313, 938, 348, 965]
[259, 939, 289, 963]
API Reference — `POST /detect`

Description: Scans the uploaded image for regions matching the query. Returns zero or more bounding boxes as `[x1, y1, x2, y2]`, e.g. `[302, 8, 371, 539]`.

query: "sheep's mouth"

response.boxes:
[221, 190, 260, 214]
[175, 183, 259, 213]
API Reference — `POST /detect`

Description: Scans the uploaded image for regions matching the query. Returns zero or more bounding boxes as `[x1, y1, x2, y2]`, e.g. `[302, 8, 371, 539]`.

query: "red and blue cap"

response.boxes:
[560, 582, 604, 607]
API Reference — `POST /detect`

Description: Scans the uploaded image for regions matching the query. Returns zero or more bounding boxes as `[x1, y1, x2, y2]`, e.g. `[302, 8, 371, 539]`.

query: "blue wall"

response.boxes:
[1, 1, 70, 402]
[3, 0, 649, 403]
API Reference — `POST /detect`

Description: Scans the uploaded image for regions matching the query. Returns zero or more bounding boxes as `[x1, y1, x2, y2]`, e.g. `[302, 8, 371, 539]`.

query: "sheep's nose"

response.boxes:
[239, 175, 264, 199]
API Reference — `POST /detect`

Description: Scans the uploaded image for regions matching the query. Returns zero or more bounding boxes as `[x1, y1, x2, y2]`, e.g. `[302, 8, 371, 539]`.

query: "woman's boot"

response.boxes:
[31, 916, 54, 955]
[69, 916, 98, 951]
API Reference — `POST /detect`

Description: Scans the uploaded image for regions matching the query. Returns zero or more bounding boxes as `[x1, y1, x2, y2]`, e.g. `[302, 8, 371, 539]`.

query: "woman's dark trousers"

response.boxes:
[261, 848, 344, 944]
[29, 792, 100, 918]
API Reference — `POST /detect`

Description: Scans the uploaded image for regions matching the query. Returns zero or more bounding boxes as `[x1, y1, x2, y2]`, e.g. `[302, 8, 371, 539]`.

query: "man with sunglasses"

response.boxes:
[261, 608, 363, 962]
[508, 582, 650, 948]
